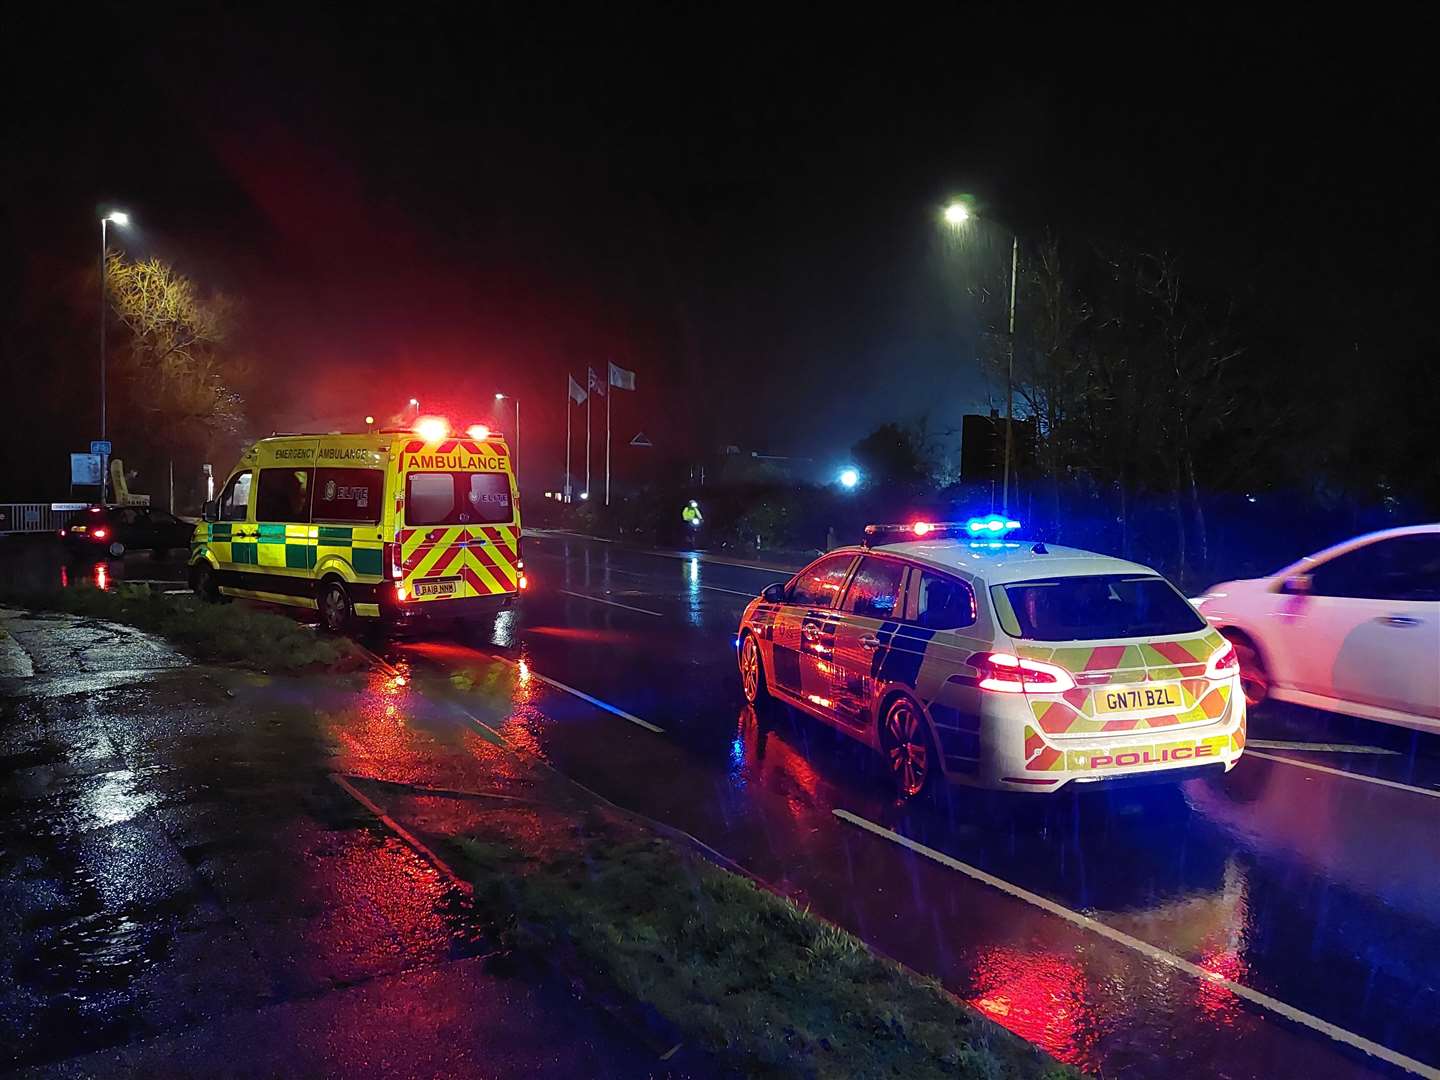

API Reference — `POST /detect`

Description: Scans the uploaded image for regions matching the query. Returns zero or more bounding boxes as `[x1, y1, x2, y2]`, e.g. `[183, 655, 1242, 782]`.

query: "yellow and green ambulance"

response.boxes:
[189, 420, 524, 630]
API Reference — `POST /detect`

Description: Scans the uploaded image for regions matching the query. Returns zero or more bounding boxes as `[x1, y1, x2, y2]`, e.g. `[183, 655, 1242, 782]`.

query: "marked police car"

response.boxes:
[736, 518, 1245, 797]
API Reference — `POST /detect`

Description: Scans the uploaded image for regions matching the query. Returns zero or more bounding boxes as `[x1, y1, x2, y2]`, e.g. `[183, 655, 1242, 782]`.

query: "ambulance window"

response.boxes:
[256, 468, 313, 523]
[218, 472, 252, 521]
[314, 468, 383, 524]
[405, 472, 513, 525]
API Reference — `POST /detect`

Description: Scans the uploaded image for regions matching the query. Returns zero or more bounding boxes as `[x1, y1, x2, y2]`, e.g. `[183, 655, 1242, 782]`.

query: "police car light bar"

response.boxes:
[863, 517, 1023, 547]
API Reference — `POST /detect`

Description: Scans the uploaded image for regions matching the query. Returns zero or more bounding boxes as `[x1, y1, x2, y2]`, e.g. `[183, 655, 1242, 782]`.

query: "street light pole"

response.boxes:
[1003, 232, 1017, 516]
[98, 210, 130, 503]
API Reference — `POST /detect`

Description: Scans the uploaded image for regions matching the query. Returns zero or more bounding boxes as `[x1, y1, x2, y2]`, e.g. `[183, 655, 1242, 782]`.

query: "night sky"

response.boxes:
[5, 8, 1434, 494]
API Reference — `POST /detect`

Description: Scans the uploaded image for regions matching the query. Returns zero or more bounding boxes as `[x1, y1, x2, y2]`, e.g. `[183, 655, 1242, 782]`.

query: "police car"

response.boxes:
[736, 518, 1245, 796]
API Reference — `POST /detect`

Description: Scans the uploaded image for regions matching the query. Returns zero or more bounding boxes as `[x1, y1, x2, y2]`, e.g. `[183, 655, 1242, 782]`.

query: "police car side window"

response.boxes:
[841, 557, 904, 619]
[914, 571, 977, 630]
[787, 555, 854, 608]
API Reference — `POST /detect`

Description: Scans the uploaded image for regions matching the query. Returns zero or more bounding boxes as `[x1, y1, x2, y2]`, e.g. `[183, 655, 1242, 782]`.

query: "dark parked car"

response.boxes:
[61, 505, 195, 559]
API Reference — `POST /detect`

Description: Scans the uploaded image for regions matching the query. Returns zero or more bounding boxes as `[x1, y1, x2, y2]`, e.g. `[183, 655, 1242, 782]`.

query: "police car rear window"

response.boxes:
[406, 472, 513, 525]
[999, 575, 1203, 641]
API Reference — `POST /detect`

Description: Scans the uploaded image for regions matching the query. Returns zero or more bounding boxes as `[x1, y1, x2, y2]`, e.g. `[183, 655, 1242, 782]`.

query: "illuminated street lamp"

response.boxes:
[944, 199, 1019, 515]
[409, 397, 420, 420]
[495, 392, 519, 473]
[838, 467, 860, 490]
[99, 210, 131, 501]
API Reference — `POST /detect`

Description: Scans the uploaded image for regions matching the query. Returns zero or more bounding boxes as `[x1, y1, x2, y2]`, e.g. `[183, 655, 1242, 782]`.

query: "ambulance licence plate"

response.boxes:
[1097, 684, 1182, 714]
[414, 577, 460, 598]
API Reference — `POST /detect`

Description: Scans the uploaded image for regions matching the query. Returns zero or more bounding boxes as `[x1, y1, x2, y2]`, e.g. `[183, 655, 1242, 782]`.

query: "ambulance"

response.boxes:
[736, 518, 1244, 796]
[189, 417, 525, 630]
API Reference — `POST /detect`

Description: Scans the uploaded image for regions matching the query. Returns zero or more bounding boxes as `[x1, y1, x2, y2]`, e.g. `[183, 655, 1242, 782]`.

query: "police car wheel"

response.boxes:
[739, 634, 768, 704]
[319, 582, 352, 634]
[107, 541, 126, 558]
[880, 696, 936, 799]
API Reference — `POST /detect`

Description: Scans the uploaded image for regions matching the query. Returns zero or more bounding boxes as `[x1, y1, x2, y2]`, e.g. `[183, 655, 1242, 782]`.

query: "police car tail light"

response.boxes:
[92, 528, 109, 540]
[973, 651, 1076, 694]
[1206, 641, 1239, 680]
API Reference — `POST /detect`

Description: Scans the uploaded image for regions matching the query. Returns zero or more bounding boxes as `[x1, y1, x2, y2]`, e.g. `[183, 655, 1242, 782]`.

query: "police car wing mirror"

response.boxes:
[761, 582, 787, 603]
[1280, 572, 1312, 595]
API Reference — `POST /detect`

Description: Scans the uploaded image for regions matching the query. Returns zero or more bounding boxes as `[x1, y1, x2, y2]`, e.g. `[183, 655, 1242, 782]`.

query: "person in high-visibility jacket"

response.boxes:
[682, 500, 703, 527]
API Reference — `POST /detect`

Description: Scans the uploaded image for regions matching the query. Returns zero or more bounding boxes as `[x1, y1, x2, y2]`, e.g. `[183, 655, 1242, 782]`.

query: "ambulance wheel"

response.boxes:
[738, 634, 769, 705]
[191, 563, 220, 603]
[107, 541, 126, 558]
[319, 581, 353, 634]
[879, 694, 938, 799]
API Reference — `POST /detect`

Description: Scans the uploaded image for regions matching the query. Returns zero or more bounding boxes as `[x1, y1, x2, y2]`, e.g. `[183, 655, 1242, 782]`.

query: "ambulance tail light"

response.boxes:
[1206, 641, 1239, 680]
[384, 542, 403, 579]
[92, 528, 109, 541]
[971, 652, 1076, 694]
[519, 574, 529, 590]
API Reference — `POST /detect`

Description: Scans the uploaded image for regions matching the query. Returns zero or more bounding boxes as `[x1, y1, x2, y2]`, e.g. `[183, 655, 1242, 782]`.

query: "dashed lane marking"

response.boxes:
[557, 589, 664, 617]
[1246, 749, 1440, 799]
[834, 808, 1440, 1079]
[490, 654, 665, 734]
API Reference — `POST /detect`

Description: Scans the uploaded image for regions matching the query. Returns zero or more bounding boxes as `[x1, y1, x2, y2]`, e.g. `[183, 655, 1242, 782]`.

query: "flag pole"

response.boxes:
[565, 377, 571, 502]
[605, 371, 612, 506]
[585, 376, 591, 498]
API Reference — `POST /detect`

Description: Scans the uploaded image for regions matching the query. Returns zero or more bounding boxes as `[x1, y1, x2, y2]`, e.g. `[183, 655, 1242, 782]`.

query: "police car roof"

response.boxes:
[862, 538, 1159, 585]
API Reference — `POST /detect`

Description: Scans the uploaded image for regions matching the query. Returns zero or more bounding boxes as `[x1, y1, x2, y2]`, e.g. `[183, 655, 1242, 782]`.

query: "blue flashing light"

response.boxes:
[965, 515, 1022, 537]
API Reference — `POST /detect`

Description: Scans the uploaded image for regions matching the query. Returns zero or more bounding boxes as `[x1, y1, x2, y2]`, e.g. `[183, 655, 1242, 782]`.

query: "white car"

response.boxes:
[1196, 525, 1440, 733]
[737, 518, 1246, 796]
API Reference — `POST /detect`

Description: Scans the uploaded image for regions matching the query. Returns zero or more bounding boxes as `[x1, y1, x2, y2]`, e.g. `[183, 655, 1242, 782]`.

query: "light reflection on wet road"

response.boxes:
[7, 533, 1440, 1077]
[379, 533, 1440, 1080]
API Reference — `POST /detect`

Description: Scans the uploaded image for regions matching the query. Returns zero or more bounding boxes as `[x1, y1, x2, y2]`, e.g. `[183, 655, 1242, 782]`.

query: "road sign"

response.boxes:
[629, 432, 653, 447]
[70, 454, 103, 485]
[90, 440, 112, 456]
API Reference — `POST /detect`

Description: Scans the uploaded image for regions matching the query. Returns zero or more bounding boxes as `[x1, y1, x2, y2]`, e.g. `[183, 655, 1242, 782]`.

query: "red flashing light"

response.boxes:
[1206, 642, 1239, 680]
[518, 574, 529, 590]
[466, 424, 490, 441]
[414, 416, 449, 441]
[912, 522, 933, 536]
[92, 528, 109, 540]
[973, 652, 1077, 694]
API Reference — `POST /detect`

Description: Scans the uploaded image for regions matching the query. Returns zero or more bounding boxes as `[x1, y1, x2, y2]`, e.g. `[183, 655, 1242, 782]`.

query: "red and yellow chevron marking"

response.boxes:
[1024, 725, 1066, 772]
[397, 523, 520, 599]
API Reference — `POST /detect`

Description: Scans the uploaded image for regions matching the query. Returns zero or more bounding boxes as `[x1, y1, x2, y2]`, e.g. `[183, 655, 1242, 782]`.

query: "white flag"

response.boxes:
[608, 361, 636, 391]
[588, 367, 606, 397]
[568, 374, 587, 404]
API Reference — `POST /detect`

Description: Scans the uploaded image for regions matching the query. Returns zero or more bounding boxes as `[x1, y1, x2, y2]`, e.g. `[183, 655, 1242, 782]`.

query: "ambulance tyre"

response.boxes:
[319, 580, 353, 634]
[191, 563, 221, 603]
[107, 541, 126, 558]
[879, 693, 938, 800]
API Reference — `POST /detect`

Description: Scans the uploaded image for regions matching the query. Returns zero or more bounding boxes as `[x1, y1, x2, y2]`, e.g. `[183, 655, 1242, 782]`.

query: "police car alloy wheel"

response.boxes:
[881, 696, 935, 798]
[320, 582, 352, 633]
[739, 635, 766, 703]
[107, 541, 126, 558]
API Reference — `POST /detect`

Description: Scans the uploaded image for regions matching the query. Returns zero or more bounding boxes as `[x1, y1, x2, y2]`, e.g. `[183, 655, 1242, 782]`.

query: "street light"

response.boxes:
[409, 397, 420, 420]
[838, 467, 860, 490]
[943, 199, 1019, 515]
[99, 209, 131, 501]
[495, 392, 519, 474]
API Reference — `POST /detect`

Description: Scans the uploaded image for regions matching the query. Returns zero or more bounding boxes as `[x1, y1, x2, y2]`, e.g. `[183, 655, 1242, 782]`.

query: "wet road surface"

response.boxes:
[7, 533, 1440, 1078]
[0, 607, 696, 1077]
[374, 533, 1440, 1080]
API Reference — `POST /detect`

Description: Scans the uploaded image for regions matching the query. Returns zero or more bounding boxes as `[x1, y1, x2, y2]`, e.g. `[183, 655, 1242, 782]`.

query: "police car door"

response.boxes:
[830, 555, 907, 730]
[768, 553, 855, 711]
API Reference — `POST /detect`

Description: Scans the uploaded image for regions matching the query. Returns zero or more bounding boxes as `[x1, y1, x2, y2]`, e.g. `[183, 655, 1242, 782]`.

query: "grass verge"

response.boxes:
[448, 808, 1079, 1080]
[0, 584, 366, 672]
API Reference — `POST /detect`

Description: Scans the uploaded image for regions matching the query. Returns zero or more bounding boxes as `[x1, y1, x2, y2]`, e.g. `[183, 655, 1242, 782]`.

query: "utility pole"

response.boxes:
[1003, 233, 1017, 516]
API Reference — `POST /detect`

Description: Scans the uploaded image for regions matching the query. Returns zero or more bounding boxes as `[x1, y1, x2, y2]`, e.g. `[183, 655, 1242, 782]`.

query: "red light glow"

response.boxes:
[912, 521, 933, 536]
[974, 652, 1077, 693]
[93, 528, 109, 540]
[466, 424, 490, 441]
[1206, 642, 1239, 679]
[414, 416, 449, 441]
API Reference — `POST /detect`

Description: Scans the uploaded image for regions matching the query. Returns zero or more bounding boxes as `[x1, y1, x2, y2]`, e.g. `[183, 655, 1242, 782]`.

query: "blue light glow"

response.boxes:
[965, 515, 1022, 536]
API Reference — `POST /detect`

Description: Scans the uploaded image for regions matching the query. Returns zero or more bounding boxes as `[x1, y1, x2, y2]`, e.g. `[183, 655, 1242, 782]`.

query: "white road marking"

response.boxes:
[489, 655, 665, 734]
[331, 774, 473, 894]
[833, 808, 1440, 1080]
[699, 584, 757, 597]
[1248, 739, 1399, 756]
[558, 589, 663, 617]
[1246, 750, 1440, 799]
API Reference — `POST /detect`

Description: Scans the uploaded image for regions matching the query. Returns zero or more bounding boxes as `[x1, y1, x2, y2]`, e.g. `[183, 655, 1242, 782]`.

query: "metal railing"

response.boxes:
[0, 503, 88, 535]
